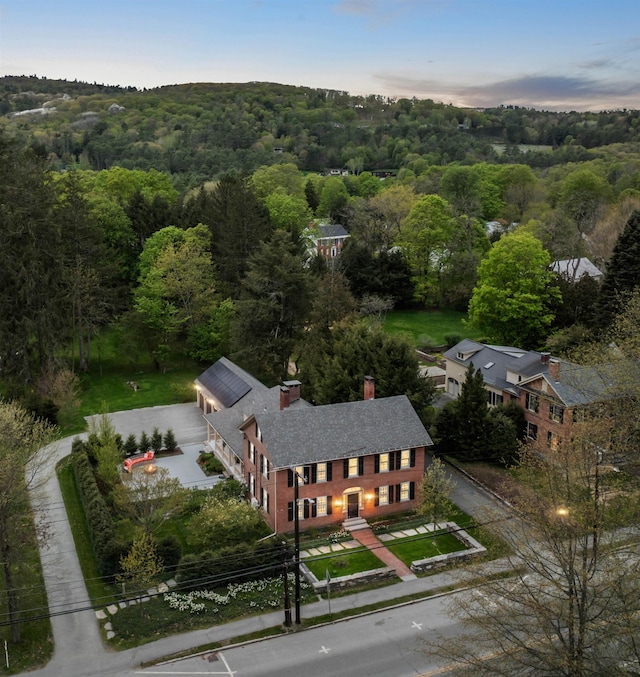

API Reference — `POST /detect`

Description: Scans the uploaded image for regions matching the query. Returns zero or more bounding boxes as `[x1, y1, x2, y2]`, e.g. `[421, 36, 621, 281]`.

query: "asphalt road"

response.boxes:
[134, 593, 467, 677]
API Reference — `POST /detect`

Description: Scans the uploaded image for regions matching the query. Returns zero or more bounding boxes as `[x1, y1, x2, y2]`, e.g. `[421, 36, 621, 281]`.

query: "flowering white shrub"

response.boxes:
[163, 573, 309, 615]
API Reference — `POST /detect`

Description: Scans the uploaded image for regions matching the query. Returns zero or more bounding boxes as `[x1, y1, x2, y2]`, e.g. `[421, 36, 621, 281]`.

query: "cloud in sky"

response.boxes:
[374, 72, 640, 111]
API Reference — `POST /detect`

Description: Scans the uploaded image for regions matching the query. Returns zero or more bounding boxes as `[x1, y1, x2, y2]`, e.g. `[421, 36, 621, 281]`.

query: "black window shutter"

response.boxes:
[326, 462, 332, 481]
[303, 501, 310, 519]
[327, 496, 332, 515]
[409, 481, 415, 500]
[374, 487, 379, 507]
[358, 456, 364, 476]
[410, 448, 416, 467]
[395, 484, 401, 502]
[343, 459, 349, 478]
[287, 469, 294, 487]
[311, 502, 317, 518]
[395, 452, 401, 470]
[288, 502, 294, 522]
[311, 464, 317, 484]
[374, 455, 380, 473]
[303, 466, 310, 484]
[389, 485, 394, 503]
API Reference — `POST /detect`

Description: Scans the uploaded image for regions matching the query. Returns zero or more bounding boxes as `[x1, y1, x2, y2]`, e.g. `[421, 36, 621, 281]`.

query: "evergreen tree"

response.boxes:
[208, 174, 272, 296]
[232, 230, 312, 383]
[304, 177, 320, 213]
[163, 429, 177, 453]
[596, 209, 640, 330]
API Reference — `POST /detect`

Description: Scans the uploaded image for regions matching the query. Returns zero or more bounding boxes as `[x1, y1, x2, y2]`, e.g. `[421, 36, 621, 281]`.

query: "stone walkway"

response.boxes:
[95, 579, 178, 639]
[300, 522, 450, 581]
[351, 527, 415, 580]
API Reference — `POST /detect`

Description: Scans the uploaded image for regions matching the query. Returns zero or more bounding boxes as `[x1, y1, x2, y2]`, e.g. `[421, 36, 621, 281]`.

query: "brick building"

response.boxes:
[197, 360, 433, 534]
[443, 339, 627, 453]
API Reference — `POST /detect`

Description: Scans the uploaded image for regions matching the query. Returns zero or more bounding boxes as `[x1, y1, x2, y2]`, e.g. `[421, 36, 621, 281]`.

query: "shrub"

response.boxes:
[444, 333, 462, 349]
[123, 433, 138, 456]
[156, 534, 182, 571]
[164, 429, 177, 453]
[151, 427, 163, 453]
[139, 431, 150, 453]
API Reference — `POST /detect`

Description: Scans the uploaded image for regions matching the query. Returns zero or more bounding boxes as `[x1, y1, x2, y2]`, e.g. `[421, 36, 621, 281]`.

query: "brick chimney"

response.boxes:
[364, 375, 375, 400]
[548, 359, 560, 381]
[283, 379, 301, 404]
[540, 352, 551, 365]
[280, 385, 290, 410]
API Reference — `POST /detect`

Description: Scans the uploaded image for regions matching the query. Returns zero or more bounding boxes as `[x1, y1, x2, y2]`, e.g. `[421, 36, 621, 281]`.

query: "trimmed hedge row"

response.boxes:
[71, 438, 123, 577]
[176, 539, 288, 591]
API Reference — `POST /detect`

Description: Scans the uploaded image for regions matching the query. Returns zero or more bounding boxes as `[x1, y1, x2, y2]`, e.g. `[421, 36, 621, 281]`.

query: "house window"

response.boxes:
[260, 487, 269, 513]
[549, 404, 564, 423]
[379, 453, 389, 473]
[526, 422, 538, 440]
[448, 378, 460, 396]
[316, 496, 328, 516]
[547, 431, 561, 450]
[378, 485, 389, 505]
[348, 457, 359, 478]
[260, 454, 269, 478]
[316, 462, 327, 483]
[400, 481, 411, 502]
[400, 449, 410, 469]
[248, 441, 255, 464]
[248, 472, 255, 497]
[487, 391, 504, 407]
[526, 393, 539, 413]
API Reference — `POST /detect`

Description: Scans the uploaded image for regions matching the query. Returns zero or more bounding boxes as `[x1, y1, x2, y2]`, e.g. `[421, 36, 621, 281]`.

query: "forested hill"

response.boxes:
[2, 74, 640, 189]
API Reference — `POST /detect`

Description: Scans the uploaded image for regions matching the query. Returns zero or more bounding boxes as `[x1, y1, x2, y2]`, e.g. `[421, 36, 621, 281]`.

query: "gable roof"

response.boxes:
[551, 257, 603, 280]
[444, 340, 552, 395]
[248, 395, 432, 468]
[195, 357, 265, 408]
[316, 223, 349, 239]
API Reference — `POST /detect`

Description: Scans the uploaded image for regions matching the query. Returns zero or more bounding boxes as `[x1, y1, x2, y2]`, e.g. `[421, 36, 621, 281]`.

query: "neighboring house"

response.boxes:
[443, 339, 620, 452]
[551, 257, 603, 282]
[197, 360, 433, 533]
[307, 222, 350, 260]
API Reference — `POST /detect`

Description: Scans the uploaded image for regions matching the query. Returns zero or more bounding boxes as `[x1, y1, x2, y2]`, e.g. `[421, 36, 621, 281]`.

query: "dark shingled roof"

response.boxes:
[317, 223, 349, 239]
[253, 395, 432, 468]
[195, 357, 259, 408]
[205, 385, 310, 459]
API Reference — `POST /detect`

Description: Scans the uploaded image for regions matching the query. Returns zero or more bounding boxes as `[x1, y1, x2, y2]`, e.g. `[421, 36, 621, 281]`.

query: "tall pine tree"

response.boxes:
[596, 209, 640, 330]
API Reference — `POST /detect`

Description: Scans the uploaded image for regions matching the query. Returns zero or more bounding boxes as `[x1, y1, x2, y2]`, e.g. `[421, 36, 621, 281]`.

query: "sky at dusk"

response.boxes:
[1, 0, 640, 112]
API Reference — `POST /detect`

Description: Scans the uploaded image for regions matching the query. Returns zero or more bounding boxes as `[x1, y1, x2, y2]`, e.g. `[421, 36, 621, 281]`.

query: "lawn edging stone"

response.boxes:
[410, 521, 486, 574]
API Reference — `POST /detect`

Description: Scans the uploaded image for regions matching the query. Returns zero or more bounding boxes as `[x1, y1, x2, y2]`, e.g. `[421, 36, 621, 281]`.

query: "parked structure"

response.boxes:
[551, 257, 603, 281]
[306, 222, 350, 260]
[197, 360, 433, 533]
[443, 339, 622, 452]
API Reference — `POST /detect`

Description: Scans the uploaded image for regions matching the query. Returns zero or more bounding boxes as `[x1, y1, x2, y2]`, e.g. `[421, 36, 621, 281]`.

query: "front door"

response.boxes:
[347, 492, 359, 519]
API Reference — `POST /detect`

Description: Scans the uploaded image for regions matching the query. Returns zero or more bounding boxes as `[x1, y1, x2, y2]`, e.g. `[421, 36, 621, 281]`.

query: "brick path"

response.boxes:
[352, 527, 417, 580]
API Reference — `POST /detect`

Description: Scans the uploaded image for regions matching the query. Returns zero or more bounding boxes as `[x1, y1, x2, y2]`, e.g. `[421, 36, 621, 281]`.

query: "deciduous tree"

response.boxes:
[468, 230, 560, 348]
[0, 401, 57, 642]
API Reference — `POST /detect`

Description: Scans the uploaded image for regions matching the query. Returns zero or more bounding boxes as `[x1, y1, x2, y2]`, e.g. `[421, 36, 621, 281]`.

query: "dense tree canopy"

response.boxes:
[468, 230, 561, 348]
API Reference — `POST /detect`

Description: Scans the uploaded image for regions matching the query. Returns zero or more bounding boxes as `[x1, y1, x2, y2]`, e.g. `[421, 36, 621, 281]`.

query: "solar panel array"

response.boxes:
[200, 361, 251, 408]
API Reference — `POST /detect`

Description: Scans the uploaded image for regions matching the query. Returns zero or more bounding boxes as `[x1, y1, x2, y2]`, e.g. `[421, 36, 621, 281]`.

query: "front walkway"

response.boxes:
[351, 527, 416, 580]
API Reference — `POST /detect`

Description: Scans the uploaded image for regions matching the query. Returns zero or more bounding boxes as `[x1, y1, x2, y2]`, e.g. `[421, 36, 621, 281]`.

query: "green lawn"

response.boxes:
[0, 517, 53, 676]
[304, 547, 386, 579]
[383, 308, 485, 349]
[385, 531, 468, 567]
